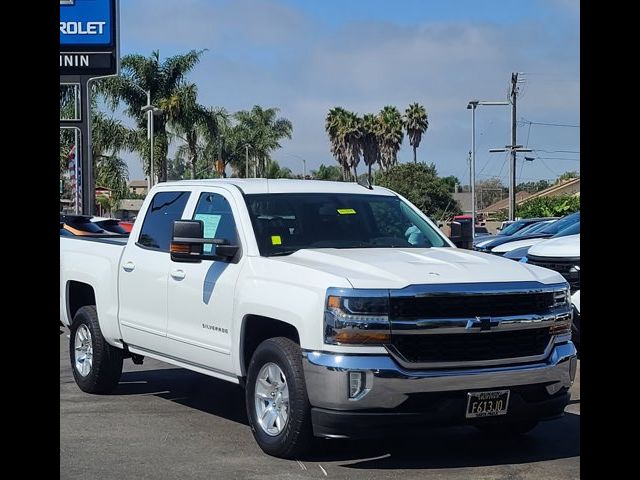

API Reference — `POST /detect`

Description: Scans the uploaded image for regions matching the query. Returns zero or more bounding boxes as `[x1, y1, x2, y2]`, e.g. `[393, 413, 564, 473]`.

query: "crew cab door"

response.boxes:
[166, 188, 245, 373]
[118, 190, 191, 352]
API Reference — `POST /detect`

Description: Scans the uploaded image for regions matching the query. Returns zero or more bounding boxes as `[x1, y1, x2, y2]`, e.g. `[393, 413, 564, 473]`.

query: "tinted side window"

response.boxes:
[193, 192, 238, 254]
[138, 191, 190, 251]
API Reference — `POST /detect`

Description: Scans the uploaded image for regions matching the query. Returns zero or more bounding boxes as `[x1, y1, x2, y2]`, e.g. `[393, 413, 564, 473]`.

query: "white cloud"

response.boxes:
[120, 1, 579, 182]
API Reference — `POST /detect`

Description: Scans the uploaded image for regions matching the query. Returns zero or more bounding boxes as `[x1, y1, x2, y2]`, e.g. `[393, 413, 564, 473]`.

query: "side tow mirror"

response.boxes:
[170, 220, 240, 262]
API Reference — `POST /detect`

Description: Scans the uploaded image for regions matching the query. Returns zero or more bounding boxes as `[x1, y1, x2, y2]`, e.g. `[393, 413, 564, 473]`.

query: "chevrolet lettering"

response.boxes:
[60, 21, 107, 35]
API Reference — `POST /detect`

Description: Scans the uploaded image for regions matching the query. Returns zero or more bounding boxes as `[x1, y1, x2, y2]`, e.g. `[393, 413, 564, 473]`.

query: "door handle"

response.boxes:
[122, 261, 135, 272]
[171, 269, 186, 280]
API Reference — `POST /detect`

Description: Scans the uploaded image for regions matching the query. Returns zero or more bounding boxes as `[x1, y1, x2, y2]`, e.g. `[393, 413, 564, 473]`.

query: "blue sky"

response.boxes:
[117, 0, 579, 184]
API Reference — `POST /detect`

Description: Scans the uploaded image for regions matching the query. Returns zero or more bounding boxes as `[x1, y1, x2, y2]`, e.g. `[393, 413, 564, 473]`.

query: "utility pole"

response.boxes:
[509, 72, 518, 221]
[488, 73, 530, 221]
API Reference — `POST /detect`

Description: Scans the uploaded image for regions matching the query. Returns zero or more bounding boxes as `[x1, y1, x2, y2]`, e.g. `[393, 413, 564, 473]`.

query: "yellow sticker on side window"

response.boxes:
[271, 235, 282, 245]
[337, 208, 356, 215]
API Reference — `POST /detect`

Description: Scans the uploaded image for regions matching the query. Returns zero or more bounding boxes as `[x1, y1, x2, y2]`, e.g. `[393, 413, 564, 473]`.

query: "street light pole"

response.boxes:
[139, 88, 161, 190]
[470, 105, 476, 239]
[245, 144, 250, 178]
[466, 100, 509, 239]
[146, 90, 153, 190]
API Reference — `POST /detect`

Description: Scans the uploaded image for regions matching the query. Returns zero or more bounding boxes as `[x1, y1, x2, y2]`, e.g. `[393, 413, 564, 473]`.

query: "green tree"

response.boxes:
[375, 163, 461, 219]
[97, 49, 206, 183]
[361, 113, 381, 184]
[516, 179, 551, 194]
[325, 107, 350, 180]
[234, 106, 293, 178]
[377, 106, 404, 171]
[311, 164, 343, 181]
[476, 178, 507, 210]
[404, 103, 428, 163]
[441, 175, 461, 193]
[516, 195, 580, 218]
[264, 159, 294, 179]
[555, 171, 580, 184]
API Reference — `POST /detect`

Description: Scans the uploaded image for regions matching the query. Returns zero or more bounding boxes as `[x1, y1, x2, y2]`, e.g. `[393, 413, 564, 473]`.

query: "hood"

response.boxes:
[270, 247, 563, 289]
[528, 234, 580, 258]
[492, 237, 548, 253]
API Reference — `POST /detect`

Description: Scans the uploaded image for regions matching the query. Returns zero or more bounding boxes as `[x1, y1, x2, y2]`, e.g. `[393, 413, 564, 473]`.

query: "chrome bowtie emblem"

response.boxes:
[466, 316, 498, 331]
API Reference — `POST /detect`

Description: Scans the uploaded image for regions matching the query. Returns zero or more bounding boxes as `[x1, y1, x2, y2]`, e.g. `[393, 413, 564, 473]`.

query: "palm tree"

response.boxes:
[339, 111, 362, 180]
[404, 103, 429, 163]
[361, 113, 381, 184]
[97, 49, 206, 183]
[234, 106, 293, 177]
[264, 159, 294, 178]
[91, 109, 135, 213]
[325, 107, 349, 180]
[377, 106, 404, 171]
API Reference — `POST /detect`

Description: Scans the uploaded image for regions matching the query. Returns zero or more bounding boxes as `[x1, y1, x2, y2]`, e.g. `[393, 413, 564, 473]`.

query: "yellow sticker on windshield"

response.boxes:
[337, 208, 356, 215]
[271, 235, 282, 245]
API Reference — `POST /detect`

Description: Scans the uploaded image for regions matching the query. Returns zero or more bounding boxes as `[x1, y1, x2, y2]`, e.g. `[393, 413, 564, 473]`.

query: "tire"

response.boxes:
[475, 419, 539, 436]
[245, 337, 313, 458]
[69, 305, 123, 394]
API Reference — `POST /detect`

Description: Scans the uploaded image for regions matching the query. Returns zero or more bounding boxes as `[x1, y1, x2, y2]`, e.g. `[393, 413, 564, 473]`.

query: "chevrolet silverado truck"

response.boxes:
[60, 179, 577, 458]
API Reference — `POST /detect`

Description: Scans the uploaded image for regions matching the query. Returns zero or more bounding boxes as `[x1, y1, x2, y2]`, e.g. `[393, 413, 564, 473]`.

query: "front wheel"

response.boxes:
[69, 305, 123, 394]
[245, 337, 313, 458]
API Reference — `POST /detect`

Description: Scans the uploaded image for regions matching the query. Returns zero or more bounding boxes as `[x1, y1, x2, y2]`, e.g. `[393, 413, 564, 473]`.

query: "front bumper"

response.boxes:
[302, 342, 577, 437]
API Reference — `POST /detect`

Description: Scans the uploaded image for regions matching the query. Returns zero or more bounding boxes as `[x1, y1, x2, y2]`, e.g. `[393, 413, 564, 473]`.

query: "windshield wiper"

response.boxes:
[269, 250, 300, 257]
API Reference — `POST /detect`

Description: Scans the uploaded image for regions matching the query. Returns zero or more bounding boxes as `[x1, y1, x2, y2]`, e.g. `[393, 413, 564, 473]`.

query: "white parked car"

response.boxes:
[526, 234, 580, 349]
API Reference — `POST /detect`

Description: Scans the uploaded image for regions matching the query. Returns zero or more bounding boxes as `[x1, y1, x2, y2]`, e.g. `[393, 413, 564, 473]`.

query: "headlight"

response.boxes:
[553, 286, 571, 306]
[324, 290, 390, 345]
[519, 257, 528, 263]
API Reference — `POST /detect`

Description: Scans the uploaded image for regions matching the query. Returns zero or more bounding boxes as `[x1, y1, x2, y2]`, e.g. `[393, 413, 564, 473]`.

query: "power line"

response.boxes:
[532, 149, 580, 154]
[539, 158, 560, 177]
[534, 156, 580, 161]
[518, 118, 580, 128]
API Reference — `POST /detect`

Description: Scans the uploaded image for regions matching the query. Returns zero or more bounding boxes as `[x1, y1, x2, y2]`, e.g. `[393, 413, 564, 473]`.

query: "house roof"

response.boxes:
[479, 191, 531, 213]
[524, 177, 580, 202]
[128, 180, 148, 188]
[479, 177, 580, 214]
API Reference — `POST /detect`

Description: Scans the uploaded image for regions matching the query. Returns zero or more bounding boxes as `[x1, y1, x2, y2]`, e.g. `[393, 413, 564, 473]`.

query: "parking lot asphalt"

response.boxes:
[60, 329, 580, 480]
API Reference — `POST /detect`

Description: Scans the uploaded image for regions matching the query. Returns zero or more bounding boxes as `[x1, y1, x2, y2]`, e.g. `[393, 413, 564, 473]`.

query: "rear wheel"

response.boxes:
[475, 419, 539, 436]
[245, 337, 313, 458]
[69, 305, 123, 394]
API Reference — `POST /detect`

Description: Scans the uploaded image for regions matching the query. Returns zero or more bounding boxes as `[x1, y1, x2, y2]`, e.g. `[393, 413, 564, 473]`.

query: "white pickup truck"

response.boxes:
[60, 179, 577, 458]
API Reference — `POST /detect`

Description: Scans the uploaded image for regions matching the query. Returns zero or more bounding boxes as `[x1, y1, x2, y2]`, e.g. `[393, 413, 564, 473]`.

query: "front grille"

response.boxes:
[390, 292, 554, 319]
[390, 328, 551, 364]
[527, 258, 580, 291]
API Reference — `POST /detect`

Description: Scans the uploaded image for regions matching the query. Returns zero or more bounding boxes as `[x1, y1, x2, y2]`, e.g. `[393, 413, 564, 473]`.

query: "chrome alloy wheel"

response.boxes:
[74, 324, 93, 377]
[254, 362, 290, 436]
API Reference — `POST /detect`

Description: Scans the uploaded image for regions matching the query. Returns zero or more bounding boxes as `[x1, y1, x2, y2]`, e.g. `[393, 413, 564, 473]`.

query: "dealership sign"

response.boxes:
[60, 0, 119, 76]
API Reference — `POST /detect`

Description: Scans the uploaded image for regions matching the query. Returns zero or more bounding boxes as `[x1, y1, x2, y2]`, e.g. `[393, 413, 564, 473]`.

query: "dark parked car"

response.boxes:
[474, 212, 579, 253]
[472, 217, 551, 246]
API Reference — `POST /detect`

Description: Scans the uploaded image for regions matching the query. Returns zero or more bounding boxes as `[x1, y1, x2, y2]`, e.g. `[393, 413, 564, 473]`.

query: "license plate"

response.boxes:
[466, 390, 510, 418]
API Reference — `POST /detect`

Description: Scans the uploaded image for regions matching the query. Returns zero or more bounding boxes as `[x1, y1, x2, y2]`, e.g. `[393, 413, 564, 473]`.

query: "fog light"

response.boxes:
[349, 372, 364, 398]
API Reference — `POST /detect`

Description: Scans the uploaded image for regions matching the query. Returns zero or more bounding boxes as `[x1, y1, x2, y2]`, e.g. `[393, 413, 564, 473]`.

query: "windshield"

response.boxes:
[499, 221, 526, 236]
[245, 193, 448, 256]
[552, 221, 580, 238]
[538, 211, 580, 235]
[515, 220, 554, 236]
